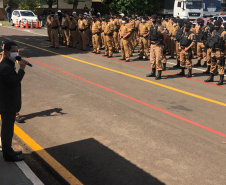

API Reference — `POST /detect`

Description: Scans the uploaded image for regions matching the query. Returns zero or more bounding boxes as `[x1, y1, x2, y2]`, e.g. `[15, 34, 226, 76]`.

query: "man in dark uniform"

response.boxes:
[205, 20, 226, 85]
[0, 42, 27, 161]
[146, 14, 167, 80]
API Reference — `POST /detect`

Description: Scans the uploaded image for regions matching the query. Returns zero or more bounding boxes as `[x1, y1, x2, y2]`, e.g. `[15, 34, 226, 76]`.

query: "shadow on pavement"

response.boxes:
[18, 108, 66, 123]
[39, 138, 166, 185]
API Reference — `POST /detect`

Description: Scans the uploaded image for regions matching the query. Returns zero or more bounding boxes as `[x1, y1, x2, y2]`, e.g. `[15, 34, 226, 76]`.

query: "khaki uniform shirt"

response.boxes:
[62, 16, 69, 28]
[104, 22, 114, 35]
[138, 23, 150, 36]
[119, 23, 131, 38]
[101, 21, 106, 32]
[69, 18, 77, 30]
[92, 21, 101, 34]
[170, 25, 179, 40]
[46, 15, 51, 27]
[50, 16, 60, 28]
[78, 19, 88, 30]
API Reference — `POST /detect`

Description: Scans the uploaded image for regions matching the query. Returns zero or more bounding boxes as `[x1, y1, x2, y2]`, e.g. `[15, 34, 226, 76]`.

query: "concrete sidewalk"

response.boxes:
[0, 141, 43, 185]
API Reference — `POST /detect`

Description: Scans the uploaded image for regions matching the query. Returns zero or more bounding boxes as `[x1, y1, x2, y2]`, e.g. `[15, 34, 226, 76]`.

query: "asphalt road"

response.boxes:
[0, 26, 226, 185]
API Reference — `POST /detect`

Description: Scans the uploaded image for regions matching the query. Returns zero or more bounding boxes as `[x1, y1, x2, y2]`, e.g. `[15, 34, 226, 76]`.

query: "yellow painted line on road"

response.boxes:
[14, 124, 83, 185]
[5, 37, 226, 107]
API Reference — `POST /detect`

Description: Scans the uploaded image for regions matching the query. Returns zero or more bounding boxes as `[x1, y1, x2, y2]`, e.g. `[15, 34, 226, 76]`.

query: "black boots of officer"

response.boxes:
[173, 60, 180, 68]
[187, 69, 192, 78]
[146, 68, 156, 77]
[203, 65, 210, 74]
[177, 67, 185, 76]
[217, 75, 224, 85]
[163, 63, 166, 71]
[194, 60, 201, 67]
[202, 61, 207, 67]
[155, 70, 162, 80]
[205, 73, 214, 82]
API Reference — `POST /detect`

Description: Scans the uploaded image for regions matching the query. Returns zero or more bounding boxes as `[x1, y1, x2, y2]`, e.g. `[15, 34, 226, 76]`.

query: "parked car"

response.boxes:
[11, 10, 37, 27]
[212, 15, 226, 24]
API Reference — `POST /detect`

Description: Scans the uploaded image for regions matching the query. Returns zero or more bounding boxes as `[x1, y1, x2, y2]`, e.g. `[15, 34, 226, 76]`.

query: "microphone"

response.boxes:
[15, 56, 33, 67]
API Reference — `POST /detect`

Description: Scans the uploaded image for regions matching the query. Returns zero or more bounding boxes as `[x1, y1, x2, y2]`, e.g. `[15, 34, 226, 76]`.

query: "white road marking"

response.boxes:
[16, 161, 44, 185]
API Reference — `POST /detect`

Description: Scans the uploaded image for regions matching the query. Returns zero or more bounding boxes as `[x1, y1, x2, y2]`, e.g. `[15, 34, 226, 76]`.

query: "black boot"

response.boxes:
[204, 73, 214, 82]
[146, 68, 156, 77]
[155, 70, 162, 80]
[202, 61, 207, 67]
[187, 69, 192, 78]
[163, 63, 166, 71]
[177, 68, 185, 76]
[215, 66, 218, 75]
[194, 60, 201, 67]
[203, 65, 210, 74]
[173, 60, 180, 68]
[217, 75, 224, 85]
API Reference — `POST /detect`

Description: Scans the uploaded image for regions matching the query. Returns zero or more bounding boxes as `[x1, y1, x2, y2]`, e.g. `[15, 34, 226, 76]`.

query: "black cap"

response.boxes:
[105, 15, 110, 19]
[151, 14, 158, 20]
[199, 19, 204, 24]
[165, 15, 169, 19]
[172, 18, 176, 23]
[178, 19, 183, 24]
[157, 16, 162, 20]
[186, 23, 191, 29]
[214, 20, 222, 26]
[122, 17, 126, 20]
[51, 11, 55, 14]
[79, 14, 83, 17]
[210, 18, 214, 22]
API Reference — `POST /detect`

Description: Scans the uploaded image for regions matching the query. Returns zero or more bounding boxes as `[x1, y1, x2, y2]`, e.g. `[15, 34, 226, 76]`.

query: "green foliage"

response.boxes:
[102, 0, 162, 15]
[18, 0, 39, 11]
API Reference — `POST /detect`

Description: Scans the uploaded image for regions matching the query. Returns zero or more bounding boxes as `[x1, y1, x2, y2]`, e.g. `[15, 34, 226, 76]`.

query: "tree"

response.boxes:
[102, 0, 162, 15]
[18, 0, 39, 11]
[64, 0, 79, 10]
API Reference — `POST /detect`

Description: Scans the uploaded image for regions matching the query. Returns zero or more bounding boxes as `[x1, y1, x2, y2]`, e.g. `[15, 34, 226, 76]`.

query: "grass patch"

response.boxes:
[0, 21, 11, 26]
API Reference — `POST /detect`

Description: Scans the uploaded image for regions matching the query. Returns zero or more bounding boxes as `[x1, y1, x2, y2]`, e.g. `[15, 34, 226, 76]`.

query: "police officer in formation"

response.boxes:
[45, 11, 226, 85]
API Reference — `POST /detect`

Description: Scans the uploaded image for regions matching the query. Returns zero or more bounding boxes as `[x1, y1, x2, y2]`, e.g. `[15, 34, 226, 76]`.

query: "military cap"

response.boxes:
[178, 19, 183, 24]
[214, 20, 222, 26]
[152, 14, 158, 20]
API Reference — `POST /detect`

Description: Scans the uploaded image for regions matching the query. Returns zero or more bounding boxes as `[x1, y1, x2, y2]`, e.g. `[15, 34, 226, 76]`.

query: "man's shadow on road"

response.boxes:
[18, 108, 66, 123]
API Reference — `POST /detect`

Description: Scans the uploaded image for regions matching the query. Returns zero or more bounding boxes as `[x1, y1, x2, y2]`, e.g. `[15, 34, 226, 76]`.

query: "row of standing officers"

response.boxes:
[46, 12, 226, 85]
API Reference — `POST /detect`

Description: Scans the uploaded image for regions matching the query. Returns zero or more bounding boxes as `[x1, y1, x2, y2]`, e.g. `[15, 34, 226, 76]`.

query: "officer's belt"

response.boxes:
[139, 35, 148, 38]
[104, 33, 113, 36]
[51, 26, 58, 29]
[62, 27, 69, 30]
[79, 29, 87, 32]
[92, 32, 100, 35]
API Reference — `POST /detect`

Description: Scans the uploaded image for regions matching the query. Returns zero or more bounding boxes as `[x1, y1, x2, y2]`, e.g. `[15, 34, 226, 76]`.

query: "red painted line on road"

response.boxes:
[1, 27, 225, 89]
[25, 57, 226, 138]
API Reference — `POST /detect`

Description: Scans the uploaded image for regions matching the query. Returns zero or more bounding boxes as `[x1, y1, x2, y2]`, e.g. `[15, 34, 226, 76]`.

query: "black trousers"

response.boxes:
[0, 112, 16, 158]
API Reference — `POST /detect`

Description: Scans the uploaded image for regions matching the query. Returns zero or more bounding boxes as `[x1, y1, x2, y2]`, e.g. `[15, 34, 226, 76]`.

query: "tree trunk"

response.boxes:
[73, 0, 78, 11]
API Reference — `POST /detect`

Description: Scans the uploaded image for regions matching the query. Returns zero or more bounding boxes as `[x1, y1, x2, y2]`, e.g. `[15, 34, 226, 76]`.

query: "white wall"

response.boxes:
[58, 0, 92, 9]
